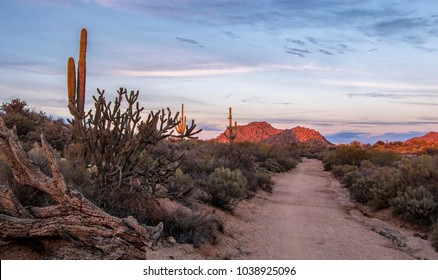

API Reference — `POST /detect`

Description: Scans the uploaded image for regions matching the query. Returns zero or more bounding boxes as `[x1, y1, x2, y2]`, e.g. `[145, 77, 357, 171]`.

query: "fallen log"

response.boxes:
[0, 118, 162, 259]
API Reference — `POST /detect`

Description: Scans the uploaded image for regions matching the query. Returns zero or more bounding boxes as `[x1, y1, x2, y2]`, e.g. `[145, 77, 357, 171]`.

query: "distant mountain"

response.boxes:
[406, 132, 438, 144]
[291, 126, 332, 146]
[215, 121, 282, 143]
[374, 131, 438, 154]
[215, 121, 331, 146]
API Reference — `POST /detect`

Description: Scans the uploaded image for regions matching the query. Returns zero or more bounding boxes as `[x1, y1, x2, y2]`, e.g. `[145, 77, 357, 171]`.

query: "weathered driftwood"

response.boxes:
[0, 118, 163, 259]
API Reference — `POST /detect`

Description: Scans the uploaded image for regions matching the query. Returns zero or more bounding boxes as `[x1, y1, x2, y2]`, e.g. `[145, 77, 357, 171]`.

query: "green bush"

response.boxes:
[368, 167, 401, 210]
[349, 176, 375, 203]
[391, 186, 436, 225]
[163, 209, 224, 248]
[164, 168, 195, 200]
[322, 143, 370, 170]
[255, 170, 274, 193]
[332, 164, 357, 178]
[341, 161, 377, 203]
[397, 158, 430, 188]
[369, 150, 401, 167]
[201, 167, 247, 210]
[260, 158, 284, 172]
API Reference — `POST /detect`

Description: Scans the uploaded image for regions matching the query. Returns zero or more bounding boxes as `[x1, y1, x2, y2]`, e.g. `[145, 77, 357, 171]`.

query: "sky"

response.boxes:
[1, 0, 438, 143]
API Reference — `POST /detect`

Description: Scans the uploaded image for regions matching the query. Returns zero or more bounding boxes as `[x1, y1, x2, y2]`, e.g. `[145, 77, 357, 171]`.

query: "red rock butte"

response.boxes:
[215, 121, 332, 146]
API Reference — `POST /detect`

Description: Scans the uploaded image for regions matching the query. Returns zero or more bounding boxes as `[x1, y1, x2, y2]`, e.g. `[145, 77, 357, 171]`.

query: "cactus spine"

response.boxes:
[224, 107, 237, 143]
[175, 103, 186, 136]
[67, 28, 87, 115]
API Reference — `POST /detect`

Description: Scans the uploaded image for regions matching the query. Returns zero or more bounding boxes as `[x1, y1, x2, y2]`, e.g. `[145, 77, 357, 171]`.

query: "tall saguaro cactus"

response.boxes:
[224, 107, 237, 143]
[67, 28, 87, 116]
[175, 103, 186, 136]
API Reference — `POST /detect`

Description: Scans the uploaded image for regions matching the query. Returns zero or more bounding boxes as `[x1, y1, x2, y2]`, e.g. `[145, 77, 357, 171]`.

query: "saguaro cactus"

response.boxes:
[175, 103, 186, 136]
[67, 28, 87, 116]
[224, 107, 237, 143]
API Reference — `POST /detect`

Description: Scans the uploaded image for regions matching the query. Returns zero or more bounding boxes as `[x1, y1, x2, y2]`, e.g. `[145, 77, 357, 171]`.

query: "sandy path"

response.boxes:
[234, 158, 436, 259]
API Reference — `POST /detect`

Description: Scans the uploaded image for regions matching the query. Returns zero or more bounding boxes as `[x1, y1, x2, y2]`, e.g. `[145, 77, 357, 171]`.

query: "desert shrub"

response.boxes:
[36, 119, 71, 152]
[2, 113, 37, 142]
[342, 170, 363, 189]
[58, 159, 91, 191]
[28, 144, 52, 176]
[1, 148, 55, 207]
[397, 158, 431, 188]
[332, 164, 357, 178]
[255, 170, 274, 193]
[236, 142, 271, 162]
[391, 186, 436, 225]
[369, 150, 401, 167]
[63, 142, 87, 163]
[432, 223, 438, 252]
[237, 142, 299, 172]
[341, 161, 377, 203]
[201, 167, 247, 210]
[260, 158, 285, 172]
[322, 143, 370, 170]
[180, 142, 260, 193]
[349, 176, 375, 203]
[162, 209, 224, 248]
[164, 168, 195, 200]
[368, 167, 401, 210]
[275, 157, 298, 171]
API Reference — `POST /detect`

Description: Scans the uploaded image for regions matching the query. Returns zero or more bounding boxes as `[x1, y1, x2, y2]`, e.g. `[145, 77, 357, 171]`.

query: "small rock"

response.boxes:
[166, 236, 177, 245]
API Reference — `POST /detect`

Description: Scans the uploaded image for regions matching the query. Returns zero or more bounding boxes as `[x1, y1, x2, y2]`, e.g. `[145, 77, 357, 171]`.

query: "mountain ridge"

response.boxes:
[215, 121, 331, 146]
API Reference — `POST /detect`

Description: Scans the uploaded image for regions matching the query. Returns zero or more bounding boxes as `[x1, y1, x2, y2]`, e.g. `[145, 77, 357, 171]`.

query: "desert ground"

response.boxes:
[150, 158, 438, 260]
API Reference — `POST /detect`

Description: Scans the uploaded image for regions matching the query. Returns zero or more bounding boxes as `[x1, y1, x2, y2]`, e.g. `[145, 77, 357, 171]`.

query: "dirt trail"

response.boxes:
[231, 158, 438, 260]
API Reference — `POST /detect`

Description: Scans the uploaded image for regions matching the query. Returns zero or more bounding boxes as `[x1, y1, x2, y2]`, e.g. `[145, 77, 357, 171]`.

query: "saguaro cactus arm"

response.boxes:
[77, 28, 87, 113]
[224, 107, 237, 143]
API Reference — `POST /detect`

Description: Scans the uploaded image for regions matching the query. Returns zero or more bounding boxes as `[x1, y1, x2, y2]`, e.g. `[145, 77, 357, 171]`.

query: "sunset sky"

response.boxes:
[1, 0, 438, 143]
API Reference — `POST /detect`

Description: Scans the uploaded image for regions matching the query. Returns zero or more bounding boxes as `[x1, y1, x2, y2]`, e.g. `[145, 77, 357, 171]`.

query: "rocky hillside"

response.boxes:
[215, 121, 331, 146]
[406, 132, 438, 145]
[374, 131, 438, 154]
[215, 121, 282, 143]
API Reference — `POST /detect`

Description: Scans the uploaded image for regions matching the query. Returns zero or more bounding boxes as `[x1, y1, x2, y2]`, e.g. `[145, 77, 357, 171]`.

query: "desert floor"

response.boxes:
[151, 158, 438, 260]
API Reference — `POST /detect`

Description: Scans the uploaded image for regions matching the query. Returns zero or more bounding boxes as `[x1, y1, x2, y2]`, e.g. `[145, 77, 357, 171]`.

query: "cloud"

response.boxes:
[347, 92, 438, 100]
[323, 79, 438, 91]
[116, 63, 340, 78]
[175, 37, 204, 48]
[286, 39, 306, 46]
[223, 31, 239, 38]
[285, 51, 305, 57]
[285, 47, 311, 54]
[362, 16, 438, 44]
[117, 65, 267, 78]
[319, 49, 334, 55]
[306, 37, 319, 45]
[240, 96, 295, 105]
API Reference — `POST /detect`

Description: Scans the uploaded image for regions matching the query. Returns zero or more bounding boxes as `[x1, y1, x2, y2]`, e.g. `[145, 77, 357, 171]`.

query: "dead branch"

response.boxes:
[0, 118, 162, 259]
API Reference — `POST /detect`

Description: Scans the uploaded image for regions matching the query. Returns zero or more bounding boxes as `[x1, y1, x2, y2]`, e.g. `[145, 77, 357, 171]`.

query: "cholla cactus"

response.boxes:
[224, 107, 237, 143]
[175, 103, 186, 136]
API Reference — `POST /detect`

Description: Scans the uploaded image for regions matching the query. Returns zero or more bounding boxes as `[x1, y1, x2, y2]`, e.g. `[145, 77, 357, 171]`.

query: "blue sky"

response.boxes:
[1, 0, 438, 143]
